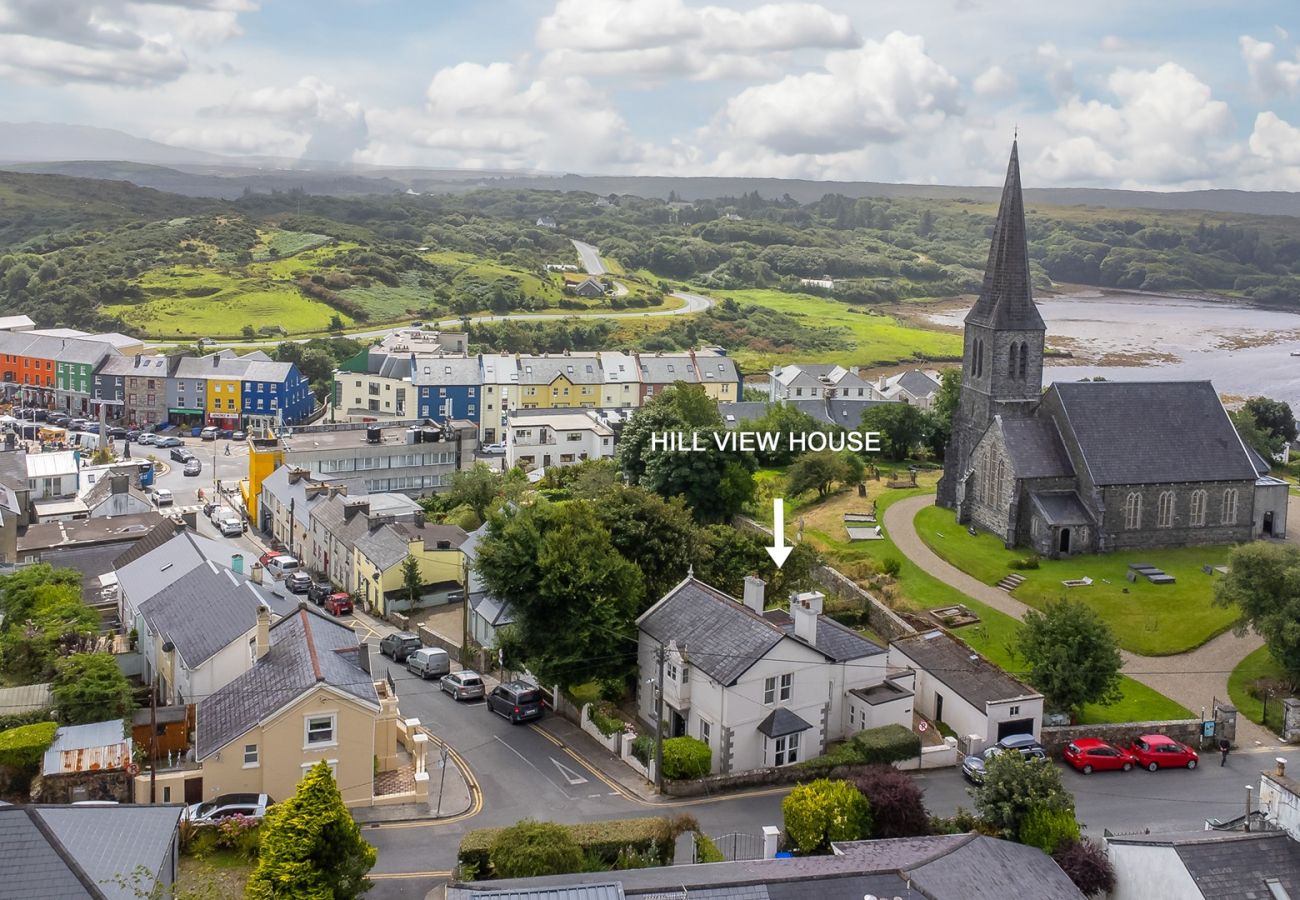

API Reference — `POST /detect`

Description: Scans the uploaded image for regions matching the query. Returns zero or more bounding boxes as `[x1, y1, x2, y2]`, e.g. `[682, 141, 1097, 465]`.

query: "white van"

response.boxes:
[406, 647, 451, 680]
[265, 555, 300, 579]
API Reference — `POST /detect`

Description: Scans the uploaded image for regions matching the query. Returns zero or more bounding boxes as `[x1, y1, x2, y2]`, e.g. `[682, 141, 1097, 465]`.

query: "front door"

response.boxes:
[1059, 528, 1071, 554]
[935, 693, 944, 723]
[183, 777, 203, 804]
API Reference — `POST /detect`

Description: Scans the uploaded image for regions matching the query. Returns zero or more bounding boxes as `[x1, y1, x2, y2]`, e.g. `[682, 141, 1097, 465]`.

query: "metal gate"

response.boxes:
[697, 832, 765, 862]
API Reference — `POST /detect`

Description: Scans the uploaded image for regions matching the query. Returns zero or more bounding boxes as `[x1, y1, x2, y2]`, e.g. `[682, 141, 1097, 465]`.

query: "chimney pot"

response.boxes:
[231, 553, 244, 575]
[250, 562, 264, 584]
[742, 575, 765, 615]
[791, 590, 824, 646]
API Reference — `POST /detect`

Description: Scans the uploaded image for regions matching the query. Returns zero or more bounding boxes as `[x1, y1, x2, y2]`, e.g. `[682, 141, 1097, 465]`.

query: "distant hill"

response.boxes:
[0, 122, 230, 166]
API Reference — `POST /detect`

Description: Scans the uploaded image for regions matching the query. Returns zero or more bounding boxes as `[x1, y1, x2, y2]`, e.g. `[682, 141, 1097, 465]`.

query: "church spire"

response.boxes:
[965, 140, 1045, 331]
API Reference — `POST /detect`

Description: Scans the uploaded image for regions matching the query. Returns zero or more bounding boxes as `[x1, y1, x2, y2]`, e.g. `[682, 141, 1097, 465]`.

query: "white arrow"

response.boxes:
[551, 758, 589, 786]
[766, 497, 792, 568]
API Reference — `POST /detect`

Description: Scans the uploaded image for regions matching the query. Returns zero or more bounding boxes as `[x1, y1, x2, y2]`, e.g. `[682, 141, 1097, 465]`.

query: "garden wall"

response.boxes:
[1039, 720, 1201, 756]
[661, 756, 932, 797]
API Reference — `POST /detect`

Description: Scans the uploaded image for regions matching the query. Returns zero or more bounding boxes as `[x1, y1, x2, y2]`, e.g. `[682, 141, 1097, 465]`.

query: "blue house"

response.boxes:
[240, 359, 314, 427]
[411, 356, 481, 424]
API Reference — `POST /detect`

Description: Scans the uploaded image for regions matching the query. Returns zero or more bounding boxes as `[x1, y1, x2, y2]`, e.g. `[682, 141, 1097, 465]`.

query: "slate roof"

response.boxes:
[481, 354, 518, 385]
[94, 355, 139, 378]
[891, 630, 1041, 709]
[196, 604, 379, 758]
[885, 369, 942, 398]
[965, 141, 1045, 333]
[1000, 416, 1074, 478]
[696, 354, 739, 385]
[54, 338, 117, 366]
[469, 592, 513, 628]
[638, 577, 786, 686]
[596, 351, 640, 384]
[638, 354, 699, 385]
[353, 521, 415, 571]
[757, 707, 813, 738]
[518, 356, 601, 385]
[1050, 380, 1258, 485]
[0, 448, 27, 492]
[1113, 830, 1300, 899]
[32, 805, 183, 900]
[825, 398, 891, 427]
[450, 885, 624, 900]
[763, 608, 885, 662]
[82, 475, 151, 514]
[410, 356, 481, 386]
[718, 399, 840, 428]
[110, 519, 181, 570]
[1030, 491, 1093, 526]
[0, 806, 104, 898]
[115, 528, 240, 614]
[136, 560, 297, 668]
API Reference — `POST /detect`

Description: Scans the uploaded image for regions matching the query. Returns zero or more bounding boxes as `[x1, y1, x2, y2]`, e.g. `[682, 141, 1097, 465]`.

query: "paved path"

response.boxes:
[885, 493, 1273, 747]
[571, 239, 606, 275]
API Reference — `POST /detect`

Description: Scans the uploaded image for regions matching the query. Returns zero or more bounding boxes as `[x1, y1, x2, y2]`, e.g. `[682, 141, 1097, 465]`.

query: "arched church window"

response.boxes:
[1007, 343, 1018, 378]
[1222, 488, 1239, 525]
[1189, 490, 1207, 526]
[1123, 492, 1142, 530]
[1157, 491, 1175, 528]
[1018, 342, 1028, 379]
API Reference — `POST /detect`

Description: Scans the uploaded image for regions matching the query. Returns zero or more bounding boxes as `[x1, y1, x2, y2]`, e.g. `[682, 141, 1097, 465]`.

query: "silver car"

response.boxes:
[440, 670, 485, 701]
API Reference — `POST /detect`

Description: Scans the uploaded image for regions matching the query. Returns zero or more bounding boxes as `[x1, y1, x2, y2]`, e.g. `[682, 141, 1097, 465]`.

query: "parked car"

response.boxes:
[406, 647, 451, 680]
[440, 670, 485, 701]
[153, 488, 174, 507]
[264, 555, 300, 579]
[232, 430, 247, 441]
[324, 592, 353, 616]
[215, 514, 242, 537]
[183, 458, 202, 476]
[83, 423, 101, 434]
[285, 572, 312, 594]
[126, 429, 142, 441]
[257, 550, 282, 567]
[486, 681, 545, 724]
[962, 733, 1047, 783]
[182, 793, 273, 825]
[220, 429, 234, 439]
[169, 447, 193, 462]
[137, 433, 159, 445]
[68, 418, 87, 430]
[1063, 738, 1136, 774]
[379, 632, 422, 662]
[1129, 734, 1199, 771]
[155, 436, 183, 448]
[307, 581, 334, 605]
[107, 426, 127, 439]
[200, 427, 218, 441]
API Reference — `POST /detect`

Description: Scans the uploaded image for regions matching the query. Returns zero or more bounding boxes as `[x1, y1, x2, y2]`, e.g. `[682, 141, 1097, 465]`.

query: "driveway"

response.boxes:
[571, 239, 606, 275]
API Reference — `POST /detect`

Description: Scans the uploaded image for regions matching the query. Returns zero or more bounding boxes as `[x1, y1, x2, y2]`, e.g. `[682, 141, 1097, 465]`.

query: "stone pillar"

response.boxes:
[374, 685, 400, 770]
[1283, 698, 1300, 743]
[1214, 702, 1238, 747]
[762, 825, 780, 860]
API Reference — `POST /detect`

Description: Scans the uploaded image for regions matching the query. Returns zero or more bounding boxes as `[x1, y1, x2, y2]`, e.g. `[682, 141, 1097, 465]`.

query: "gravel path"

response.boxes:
[885, 493, 1274, 747]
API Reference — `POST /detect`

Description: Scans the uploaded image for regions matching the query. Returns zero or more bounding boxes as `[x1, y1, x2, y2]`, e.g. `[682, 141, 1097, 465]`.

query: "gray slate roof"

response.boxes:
[1172, 831, 1300, 898]
[411, 356, 481, 386]
[197, 604, 379, 758]
[892, 369, 941, 397]
[1050, 380, 1258, 485]
[638, 354, 698, 384]
[518, 357, 601, 385]
[763, 609, 885, 662]
[757, 707, 812, 738]
[1030, 491, 1093, 526]
[115, 529, 236, 610]
[0, 806, 103, 898]
[965, 142, 1045, 333]
[136, 560, 297, 668]
[824, 398, 891, 426]
[34, 805, 183, 900]
[892, 630, 1041, 709]
[110, 519, 181, 570]
[1000, 416, 1074, 478]
[469, 592, 513, 627]
[0, 448, 27, 492]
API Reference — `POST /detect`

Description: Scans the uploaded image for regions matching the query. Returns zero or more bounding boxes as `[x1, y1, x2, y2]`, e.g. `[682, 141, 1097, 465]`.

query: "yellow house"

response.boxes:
[517, 356, 600, 410]
[206, 375, 242, 428]
[181, 604, 429, 809]
[352, 522, 469, 617]
[243, 435, 284, 524]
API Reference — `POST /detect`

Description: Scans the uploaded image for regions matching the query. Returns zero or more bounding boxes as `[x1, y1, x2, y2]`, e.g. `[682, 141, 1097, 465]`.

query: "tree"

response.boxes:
[617, 384, 722, 483]
[1052, 838, 1117, 898]
[447, 463, 507, 521]
[782, 778, 872, 854]
[593, 485, 699, 604]
[861, 402, 927, 461]
[786, 450, 860, 498]
[850, 765, 930, 838]
[1214, 542, 1300, 682]
[52, 653, 134, 724]
[246, 761, 376, 900]
[745, 403, 832, 466]
[241, 324, 256, 340]
[1015, 598, 1123, 717]
[329, 314, 344, 331]
[1243, 396, 1297, 446]
[1231, 407, 1283, 459]
[972, 750, 1074, 840]
[692, 524, 819, 599]
[926, 369, 961, 459]
[400, 555, 422, 605]
[639, 437, 756, 523]
[1017, 805, 1080, 852]
[488, 820, 584, 879]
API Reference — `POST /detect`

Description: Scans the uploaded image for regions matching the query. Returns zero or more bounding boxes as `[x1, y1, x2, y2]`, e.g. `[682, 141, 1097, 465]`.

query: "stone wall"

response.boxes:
[33, 770, 133, 804]
[661, 756, 929, 798]
[1097, 481, 1256, 552]
[1039, 719, 1201, 756]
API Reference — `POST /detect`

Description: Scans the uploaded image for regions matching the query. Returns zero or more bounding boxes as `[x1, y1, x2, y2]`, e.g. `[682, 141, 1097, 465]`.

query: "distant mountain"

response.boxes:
[0, 121, 235, 166]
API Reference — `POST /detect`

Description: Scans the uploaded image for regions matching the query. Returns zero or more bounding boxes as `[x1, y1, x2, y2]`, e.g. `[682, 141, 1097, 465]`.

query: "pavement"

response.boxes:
[884, 493, 1274, 747]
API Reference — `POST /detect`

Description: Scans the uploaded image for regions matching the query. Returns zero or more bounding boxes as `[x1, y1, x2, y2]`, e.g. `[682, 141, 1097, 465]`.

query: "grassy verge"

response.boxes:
[913, 505, 1237, 656]
[1228, 645, 1289, 733]
[179, 850, 254, 896]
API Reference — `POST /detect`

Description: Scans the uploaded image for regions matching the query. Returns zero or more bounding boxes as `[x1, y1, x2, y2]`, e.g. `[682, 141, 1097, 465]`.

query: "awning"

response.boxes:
[756, 707, 813, 739]
[168, 407, 204, 415]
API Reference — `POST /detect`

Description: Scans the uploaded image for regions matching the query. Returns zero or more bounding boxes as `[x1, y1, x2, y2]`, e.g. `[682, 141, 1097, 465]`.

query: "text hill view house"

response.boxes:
[936, 142, 1289, 557]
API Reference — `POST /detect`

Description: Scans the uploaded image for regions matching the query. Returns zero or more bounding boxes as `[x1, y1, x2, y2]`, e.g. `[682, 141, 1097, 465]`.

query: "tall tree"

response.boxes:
[861, 402, 927, 461]
[786, 450, 862, 498]
[693, 524, 818, 600]
[52, 653, 134, 724]
[400, 555, 422, 606]
[593, 485, 698, 604]
[1016, 598, 1123, 717]
[926, 369, 962, 459]
[1215, 542, 1300, 682]
[973, 750, 1075, 841]
[246, 761, 376, 900]
[618, 384, 723, 483]
[446, 462, 511, 521]
[1243, 396, 1298, 446]
[640, 436, 756, 523]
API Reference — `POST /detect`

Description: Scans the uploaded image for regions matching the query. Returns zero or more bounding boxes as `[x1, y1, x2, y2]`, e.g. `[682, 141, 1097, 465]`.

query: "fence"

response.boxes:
[699, 832, 766, 862]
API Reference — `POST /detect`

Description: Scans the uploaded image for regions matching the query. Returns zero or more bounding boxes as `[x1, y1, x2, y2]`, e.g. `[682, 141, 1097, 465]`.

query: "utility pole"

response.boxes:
[654, 643, 665, 793]
[149, 674, 157, 803]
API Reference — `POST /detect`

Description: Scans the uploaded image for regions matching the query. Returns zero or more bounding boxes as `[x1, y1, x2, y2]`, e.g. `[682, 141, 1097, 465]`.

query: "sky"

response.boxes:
[1, 0, 1299, 190]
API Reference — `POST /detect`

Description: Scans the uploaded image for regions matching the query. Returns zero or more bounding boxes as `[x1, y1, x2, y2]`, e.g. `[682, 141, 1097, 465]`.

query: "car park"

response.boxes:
[440, 670, 485, 701]
[1129, 734, 1199, 771]
[307, 581, 333, 605]
[486, 681, 545, 723]
[1063, 738, 1135, 774]
[324, 593, 353, 616]
[153, 488, 174, 506]
[155, 436, 183, 448]
[169, 447, 193, 462]
[379, 632, 422, 662]
[264, 555, 300, 579]
[406, 647, 451, 680]
[183, 458, 202, 476]
[285, 572, 312, 594]
[182, 793, 272, 825]
[962, 733, 1047, 783]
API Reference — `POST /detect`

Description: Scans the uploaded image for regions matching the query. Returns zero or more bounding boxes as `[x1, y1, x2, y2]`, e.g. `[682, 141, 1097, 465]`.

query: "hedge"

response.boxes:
[0, 708, 54, 734]
[661, 736, 711, 780]
[799, 724, 921, 773]
[0, 721, 58, 770]
[459, 816, 690, 879]
[588, 703, 626, 739]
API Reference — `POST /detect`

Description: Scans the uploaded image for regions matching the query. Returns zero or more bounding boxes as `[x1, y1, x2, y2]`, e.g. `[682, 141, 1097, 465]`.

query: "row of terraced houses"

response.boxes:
[0, 330, 314, 429]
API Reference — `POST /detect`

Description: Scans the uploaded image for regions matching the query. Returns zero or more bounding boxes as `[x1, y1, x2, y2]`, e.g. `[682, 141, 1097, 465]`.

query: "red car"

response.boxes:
[324, 592, 353, 616]
[258, 550, 281, 568]
[1129, 734, 1199, 771]
[1063, 738, 1135, 774]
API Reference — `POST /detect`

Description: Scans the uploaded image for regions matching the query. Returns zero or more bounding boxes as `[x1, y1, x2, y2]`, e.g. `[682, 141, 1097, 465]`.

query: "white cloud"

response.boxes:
[1240, 35, 1300, 95]
[0, 0, 255, 86]
[973, 64, 1015, 96]
[713, 32, 962, 156]
[1036, 43, 1075, 98]
[536, 0, 857, 80]
[161, 124, 294, 155]
[1099, 34, 1131, 52]
[1248, 111, 1300, 167]
[198, 76, 368, 160]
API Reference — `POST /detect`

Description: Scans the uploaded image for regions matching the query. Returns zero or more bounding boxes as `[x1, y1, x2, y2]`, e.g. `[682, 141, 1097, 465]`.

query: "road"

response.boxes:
[571, 239, 606, 276]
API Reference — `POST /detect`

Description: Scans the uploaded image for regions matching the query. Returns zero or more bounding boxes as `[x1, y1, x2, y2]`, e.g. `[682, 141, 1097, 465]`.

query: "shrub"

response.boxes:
[879, 557, 902, 577]
[973, 750, 1074, 840]
[800, 724, 920, 772]
[693, 832, 726, 863]
[1017, 806, 1080, 853]
[215, 814, 262, 861]
[782, 778, 872, 854]
[850, 765, 930, 838]
[631, 735, 655, 767]
[1009, 555, 1040, 570]
[459, 816, 691, 878]
[1053, 838, 1116, 897]
[661, 736, 711, 780]
[0, 709, 53, 737]
[0, 721, 58, 770]
[588, 703, 626, 738]
[489, 820, 584, 879]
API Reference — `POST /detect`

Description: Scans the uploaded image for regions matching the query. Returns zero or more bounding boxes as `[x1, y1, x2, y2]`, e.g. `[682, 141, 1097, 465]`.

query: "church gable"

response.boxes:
[1001, 417, 1074, 480]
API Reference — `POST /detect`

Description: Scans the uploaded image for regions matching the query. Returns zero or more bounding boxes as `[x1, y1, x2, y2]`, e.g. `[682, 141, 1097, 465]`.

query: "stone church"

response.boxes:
[935, 142, 1290, 557]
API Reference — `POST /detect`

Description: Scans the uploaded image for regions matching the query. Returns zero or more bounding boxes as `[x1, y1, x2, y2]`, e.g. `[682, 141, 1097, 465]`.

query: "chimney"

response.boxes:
[791, 591, 824, 646]
[250, 562, 264, 584]
[1279, 758, 1289, 778]
[344, 499, 370, 521]
[212, 355, 220, 368]
[255, 604, 270, 659]
[742, 575, 765, 615]
[231, 553, 244, 575]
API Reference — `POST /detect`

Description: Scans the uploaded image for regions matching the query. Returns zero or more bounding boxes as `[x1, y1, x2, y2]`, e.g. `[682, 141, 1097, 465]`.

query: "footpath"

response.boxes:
[884, 493, 1274, 748]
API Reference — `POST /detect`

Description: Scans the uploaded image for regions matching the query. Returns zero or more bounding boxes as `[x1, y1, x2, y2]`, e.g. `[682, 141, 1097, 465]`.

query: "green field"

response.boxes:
[710, 288, 962, 370]
[792, 479, 1189, 724]
[1228, 645, 1289, 733]
[913, 505, 1238, 656]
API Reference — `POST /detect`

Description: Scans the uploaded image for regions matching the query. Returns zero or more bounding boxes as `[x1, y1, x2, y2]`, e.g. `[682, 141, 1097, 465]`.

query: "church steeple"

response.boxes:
[965, 141, 1045, 332]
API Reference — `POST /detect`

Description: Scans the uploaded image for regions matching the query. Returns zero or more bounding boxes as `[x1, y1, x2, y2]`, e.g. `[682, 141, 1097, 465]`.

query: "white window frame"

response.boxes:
[243, 744, 259, 768]
[1124, 492, 1142, 530]
[1189, 489, 1207, 527]
[304, 713, 337, 748]
[699, 719, 711, 748]
[763, 676, 776, 706]
[768, 732, 801, 767]
[1222, 488, 1239, 525]
[779, 673, 792, 703]
[1157, 491, 1175, 528]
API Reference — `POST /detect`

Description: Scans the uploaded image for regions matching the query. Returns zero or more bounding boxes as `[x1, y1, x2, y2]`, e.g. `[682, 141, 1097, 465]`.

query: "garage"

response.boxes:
[997, 718, 1035, 741]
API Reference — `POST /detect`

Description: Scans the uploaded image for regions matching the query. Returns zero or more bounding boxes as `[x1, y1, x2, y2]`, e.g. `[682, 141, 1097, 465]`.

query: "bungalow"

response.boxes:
[570, 276, 606, 298]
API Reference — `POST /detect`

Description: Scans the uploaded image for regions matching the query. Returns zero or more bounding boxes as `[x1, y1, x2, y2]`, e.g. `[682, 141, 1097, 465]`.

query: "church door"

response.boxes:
[1058, 528, 1071, 555]
[1264, 511, 1275, 536]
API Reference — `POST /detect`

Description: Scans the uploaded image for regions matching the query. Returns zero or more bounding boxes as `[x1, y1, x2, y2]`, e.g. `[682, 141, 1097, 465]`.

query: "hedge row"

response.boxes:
[798, 724, 921, 773]
[458, 816, 687, 878]
[0, 721, 59, 770]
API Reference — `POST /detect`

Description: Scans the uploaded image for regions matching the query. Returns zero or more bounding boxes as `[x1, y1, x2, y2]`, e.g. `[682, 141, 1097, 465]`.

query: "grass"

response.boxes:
[913, 505, 1238, 656]
[709, 288, 962, 370]
[178, 849, 253, 896]
[566, 680, 603, 707]
[789, 475, 1190, 723]
[1228, 645, 1290, 733]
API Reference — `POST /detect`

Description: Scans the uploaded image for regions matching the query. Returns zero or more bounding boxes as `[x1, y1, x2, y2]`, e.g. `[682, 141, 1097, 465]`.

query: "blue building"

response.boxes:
[240, 358, 314, 427]
[411, 355, 481, 424]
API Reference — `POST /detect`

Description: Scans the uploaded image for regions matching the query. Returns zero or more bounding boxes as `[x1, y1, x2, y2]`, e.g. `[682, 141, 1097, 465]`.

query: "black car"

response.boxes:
[126, 429, 142, 441]
[307, 581, 334, 605]
[486, 681, 545, 724]
[378, 632, 422, 662]
[169, 447, 194, 463]
[49, 415, 70, 427]
[107, 426, 127, 439]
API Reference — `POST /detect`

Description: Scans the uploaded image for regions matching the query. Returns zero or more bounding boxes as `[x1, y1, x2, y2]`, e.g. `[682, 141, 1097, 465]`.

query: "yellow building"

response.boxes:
[352, 522, 469, 617]
[243, 435, 284, 524]
[206, 376, 242, 429]
[517, 356, 600, 410]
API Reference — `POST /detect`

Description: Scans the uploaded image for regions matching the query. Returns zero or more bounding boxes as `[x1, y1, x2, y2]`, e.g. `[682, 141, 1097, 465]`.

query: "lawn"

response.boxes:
[1228, 645, 1290, 733]
[913, 505, 1238, 656]
[709, 288, 963, 371]
[791, 477, 1190, 723]
[178, 849, 253, 896]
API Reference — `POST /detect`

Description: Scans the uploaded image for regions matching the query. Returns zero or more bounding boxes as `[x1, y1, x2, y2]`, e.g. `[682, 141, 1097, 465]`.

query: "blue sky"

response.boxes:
[1, 0, 1298, 189]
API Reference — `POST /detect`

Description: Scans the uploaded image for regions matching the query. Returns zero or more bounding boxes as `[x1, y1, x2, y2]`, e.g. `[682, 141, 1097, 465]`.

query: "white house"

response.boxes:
[768, 364, 877, 402]
[636, 576, 911, 775]
[888, 630, 1042, 751]
[876, 369, 943, 408]
[26, 450, 79, 500]
[83, 472, 153, 519]
[505, 410, 614, 473]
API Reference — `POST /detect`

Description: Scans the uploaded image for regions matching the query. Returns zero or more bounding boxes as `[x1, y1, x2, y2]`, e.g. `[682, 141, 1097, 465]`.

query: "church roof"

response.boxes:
[1000, 417, 1074, 479]
[965, 142, 1045, 333]
[1029, 491, 1093, 526]
[1050, 380, 1258, 486]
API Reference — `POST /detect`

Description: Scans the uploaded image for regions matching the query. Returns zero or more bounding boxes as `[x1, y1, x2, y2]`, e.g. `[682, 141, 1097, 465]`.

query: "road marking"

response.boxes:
[552, 758, 589, 786]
